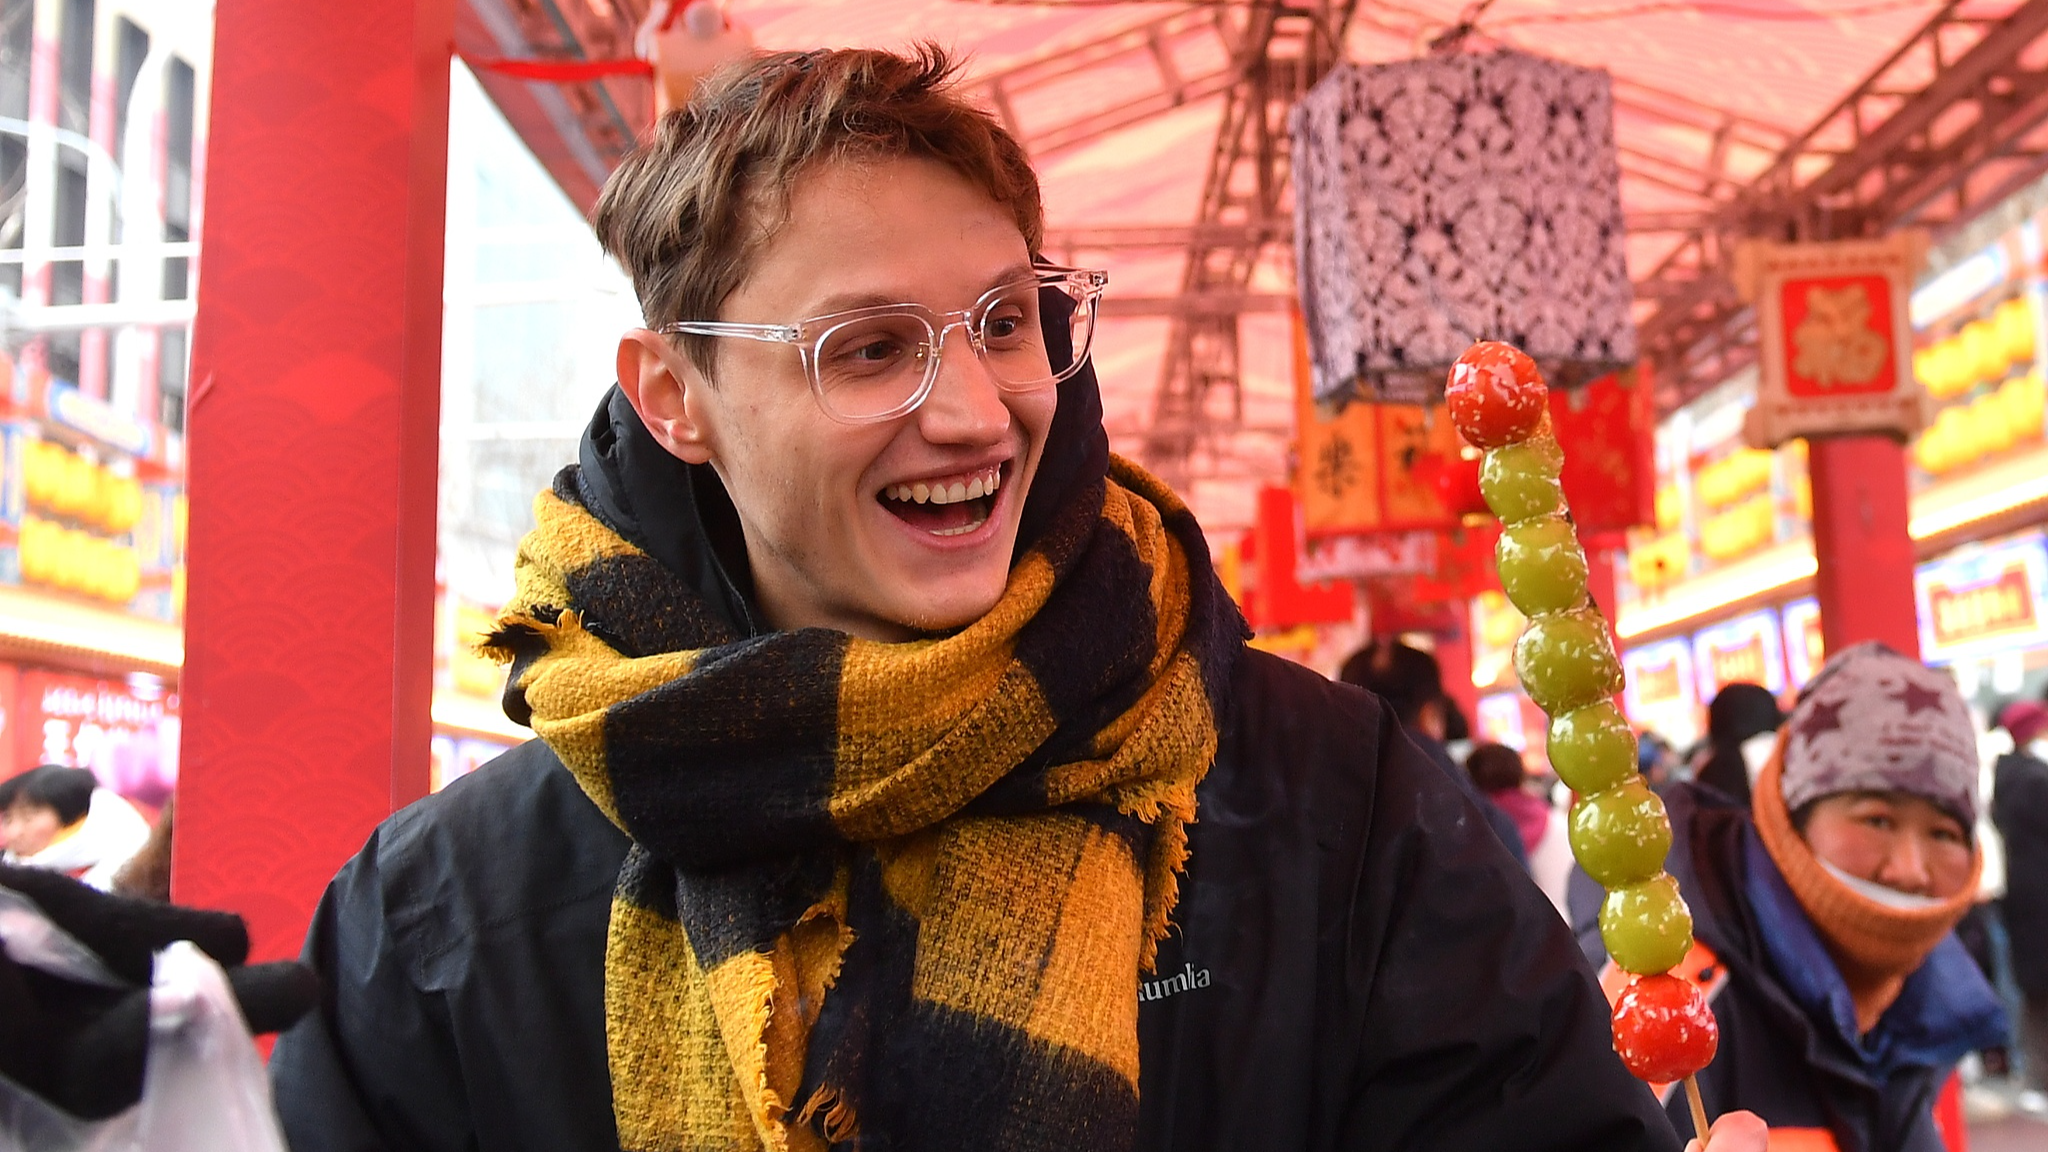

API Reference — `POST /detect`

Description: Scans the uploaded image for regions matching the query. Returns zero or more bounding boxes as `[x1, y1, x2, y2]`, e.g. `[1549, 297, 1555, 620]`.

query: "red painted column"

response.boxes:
[174, 0, 452, 962]
[1583, 538, 1627, 708]
[1434, 619, 1479, 731]
[1808, 435, 1920, 661]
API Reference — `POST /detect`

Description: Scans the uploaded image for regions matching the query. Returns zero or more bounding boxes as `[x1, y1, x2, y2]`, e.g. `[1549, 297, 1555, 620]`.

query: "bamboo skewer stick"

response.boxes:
[1684, 1075, 1711, 1149]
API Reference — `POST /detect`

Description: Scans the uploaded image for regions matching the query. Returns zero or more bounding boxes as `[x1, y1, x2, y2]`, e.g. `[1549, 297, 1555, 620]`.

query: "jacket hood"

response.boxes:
[571, 289, 1111, 639]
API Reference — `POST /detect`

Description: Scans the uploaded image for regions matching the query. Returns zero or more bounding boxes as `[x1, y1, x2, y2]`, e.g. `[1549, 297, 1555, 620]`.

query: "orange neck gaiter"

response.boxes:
[1750, 748, 1979, 1035]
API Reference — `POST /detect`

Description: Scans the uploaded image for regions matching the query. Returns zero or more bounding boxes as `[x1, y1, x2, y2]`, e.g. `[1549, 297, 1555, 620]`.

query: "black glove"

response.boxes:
[0, 862, 320, 1119]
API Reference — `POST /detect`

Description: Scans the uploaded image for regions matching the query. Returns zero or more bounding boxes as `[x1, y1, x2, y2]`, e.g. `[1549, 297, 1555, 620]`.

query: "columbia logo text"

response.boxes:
[1138, 963, 1211, 1003]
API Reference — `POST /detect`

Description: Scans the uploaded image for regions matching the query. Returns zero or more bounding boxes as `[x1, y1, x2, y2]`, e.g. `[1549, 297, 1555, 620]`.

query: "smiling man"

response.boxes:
[268, 46, 1726, 1152]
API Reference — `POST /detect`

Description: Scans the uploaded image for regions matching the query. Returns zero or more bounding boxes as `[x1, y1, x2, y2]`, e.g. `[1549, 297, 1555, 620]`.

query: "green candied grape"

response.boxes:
[1513, 607, 1623, 714]
[1600, 872, 1694, 975]
[1547, 701, 1638, 796]
[1497, 515, 1588, 618]
[1480, 437, 1565, 524]
[1569, 778, 1672, 888]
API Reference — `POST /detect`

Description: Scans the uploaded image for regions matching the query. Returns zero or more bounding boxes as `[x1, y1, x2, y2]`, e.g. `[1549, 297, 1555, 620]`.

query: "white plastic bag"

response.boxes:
[0, 889, 290, 1152]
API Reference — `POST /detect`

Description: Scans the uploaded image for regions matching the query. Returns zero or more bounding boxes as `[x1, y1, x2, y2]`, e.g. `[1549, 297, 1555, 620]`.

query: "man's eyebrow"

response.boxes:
[801, 263, 1040, 317]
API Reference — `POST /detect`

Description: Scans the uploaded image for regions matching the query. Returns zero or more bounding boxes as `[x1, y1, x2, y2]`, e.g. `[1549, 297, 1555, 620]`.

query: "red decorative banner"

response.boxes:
[1241, 487, 1352, 630]
[1781, 274, 1899, 398]
[1549, 367, 1655, 537]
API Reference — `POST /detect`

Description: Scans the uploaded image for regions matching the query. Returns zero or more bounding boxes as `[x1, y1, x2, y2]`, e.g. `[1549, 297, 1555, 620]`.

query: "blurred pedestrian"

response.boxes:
[1993, 698, 2048, 1112]
[1468, 743, 1547, 859]
[0, 772, 23, 856]
[1695, 682, 1783, 805]
[1468, 741, 1572, 913]
[1341, 639, 1529, 864]
[1650, 642, 2006, 1151]
[1638, 731, 1680, 787]
[1, 765, 151, 891]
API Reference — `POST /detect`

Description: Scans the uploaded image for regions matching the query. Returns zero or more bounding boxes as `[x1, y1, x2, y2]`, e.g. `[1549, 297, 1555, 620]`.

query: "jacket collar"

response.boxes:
[1668, 783, 1874, 1085]
[1740, 830, 2007, 1078]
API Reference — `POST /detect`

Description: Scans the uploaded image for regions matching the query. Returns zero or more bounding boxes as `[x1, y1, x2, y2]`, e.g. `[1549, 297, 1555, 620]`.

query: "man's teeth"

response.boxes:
[930, 509, 991, 537]
[886, 470, 1002, 505]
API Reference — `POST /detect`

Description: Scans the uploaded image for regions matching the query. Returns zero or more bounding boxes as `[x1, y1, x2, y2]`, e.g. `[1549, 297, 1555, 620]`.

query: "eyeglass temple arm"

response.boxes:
[659, 321, 802, 344]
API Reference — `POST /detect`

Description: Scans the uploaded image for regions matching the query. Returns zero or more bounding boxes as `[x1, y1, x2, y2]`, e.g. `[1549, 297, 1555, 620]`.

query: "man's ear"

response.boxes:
[617, 330, 715, 465]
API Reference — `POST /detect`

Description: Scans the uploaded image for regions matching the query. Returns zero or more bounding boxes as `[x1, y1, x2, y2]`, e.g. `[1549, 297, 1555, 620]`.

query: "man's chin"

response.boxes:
[883, 581, 1010, 637]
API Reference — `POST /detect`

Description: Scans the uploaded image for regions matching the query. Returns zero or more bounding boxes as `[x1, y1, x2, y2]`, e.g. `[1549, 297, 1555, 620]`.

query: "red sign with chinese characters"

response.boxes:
[12, 669, 179, 809]
[1926, 562, 2038, 650]
[1738, 234, 1929, 446]
[1779, 274, 1899, 398]
[1634, 656, 1686, 708]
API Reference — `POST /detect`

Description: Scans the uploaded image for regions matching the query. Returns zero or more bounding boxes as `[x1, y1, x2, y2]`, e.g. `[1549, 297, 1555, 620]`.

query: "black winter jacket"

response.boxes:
[1993, 749, 2048, 996]
[269, 650, 1679, 1152]
[270, 364, 1678, 1151]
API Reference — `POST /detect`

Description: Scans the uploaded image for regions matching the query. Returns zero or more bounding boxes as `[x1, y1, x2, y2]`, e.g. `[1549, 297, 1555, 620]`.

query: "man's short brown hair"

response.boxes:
[594, 44, 1044, 374]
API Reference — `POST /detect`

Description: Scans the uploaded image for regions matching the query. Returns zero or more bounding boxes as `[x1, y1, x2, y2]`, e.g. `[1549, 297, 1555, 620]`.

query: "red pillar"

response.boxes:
[1584, 538, 1626, 707]
[1435, 620, 1479, 730]
[174, 1, 452, 961]
[1808, 436, 1920, 661]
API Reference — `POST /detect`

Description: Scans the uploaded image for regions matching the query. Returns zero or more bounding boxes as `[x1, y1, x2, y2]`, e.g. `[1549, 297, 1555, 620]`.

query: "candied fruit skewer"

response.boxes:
[1445, 342, 1720, 1146]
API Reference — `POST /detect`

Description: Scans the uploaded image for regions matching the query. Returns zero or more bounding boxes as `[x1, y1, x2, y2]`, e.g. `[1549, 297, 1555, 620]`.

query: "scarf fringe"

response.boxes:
[477, 608, 568, 664]
[793, 1085, 859, 1145]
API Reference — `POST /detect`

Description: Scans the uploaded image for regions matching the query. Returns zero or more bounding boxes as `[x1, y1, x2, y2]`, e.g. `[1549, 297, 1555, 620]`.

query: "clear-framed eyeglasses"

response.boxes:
[658, 266, 1109, 425]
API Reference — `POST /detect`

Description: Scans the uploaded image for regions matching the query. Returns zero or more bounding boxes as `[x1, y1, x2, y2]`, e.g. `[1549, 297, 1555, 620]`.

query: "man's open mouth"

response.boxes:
[878, 464, 1004, 537]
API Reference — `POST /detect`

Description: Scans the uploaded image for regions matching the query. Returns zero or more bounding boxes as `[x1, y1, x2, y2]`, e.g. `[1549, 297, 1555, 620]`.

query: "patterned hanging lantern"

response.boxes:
[1291, 50, 1636, 404]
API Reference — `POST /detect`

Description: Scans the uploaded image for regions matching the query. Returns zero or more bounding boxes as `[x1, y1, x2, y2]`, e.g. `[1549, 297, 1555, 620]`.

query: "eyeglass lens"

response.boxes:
[809, 278, 1097, 420]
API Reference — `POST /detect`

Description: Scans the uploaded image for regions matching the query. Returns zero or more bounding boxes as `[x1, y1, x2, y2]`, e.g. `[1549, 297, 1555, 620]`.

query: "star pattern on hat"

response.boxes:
[1798, 698, 1847, 741]
[1894, 681, 1948, 716]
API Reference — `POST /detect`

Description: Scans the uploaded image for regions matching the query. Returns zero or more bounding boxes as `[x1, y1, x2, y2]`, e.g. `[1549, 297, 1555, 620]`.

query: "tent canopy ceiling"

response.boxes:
[459, 0, 2042, 532]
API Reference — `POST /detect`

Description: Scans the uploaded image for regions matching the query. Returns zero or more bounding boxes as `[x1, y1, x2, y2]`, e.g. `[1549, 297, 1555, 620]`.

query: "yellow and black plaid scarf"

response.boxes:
[484, 454, 1244, 1152]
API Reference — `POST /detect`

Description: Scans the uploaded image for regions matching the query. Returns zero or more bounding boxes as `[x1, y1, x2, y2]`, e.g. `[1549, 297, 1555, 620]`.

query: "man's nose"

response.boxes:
[917, 323, 1009, 438]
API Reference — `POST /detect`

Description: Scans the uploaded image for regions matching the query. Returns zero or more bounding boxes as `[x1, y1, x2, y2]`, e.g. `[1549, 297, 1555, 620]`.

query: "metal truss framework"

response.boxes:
[983, 1, 1811, 486]
[464, 0, 2048, 486]
[1004, 0, 2048, 477]
[1637, 0, 2048, 409]
[462, 0, 654, 183]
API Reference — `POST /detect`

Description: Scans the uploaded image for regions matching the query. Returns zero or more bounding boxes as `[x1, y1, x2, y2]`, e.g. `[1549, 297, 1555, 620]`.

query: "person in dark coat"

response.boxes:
[1993, 698, 2048, 1105]
[268, 45, 1758, 1152]
[1694, 682, 1783, 805]
[1592, 643, 2006, 1152]
[1338, 639, 1529, 864]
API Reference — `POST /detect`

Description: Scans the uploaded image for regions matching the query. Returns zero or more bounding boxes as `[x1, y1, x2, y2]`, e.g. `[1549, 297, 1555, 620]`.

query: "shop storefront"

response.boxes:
[1588, 200, 2048, 742]
[0, 342, 525, 799]
[0, 662, 178, 814]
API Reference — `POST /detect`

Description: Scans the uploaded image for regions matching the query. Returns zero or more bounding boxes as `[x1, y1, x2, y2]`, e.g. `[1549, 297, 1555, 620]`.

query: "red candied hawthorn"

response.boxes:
[1611, 973, 1720, 1085]
[1445, 341, 1548, 449]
